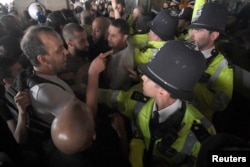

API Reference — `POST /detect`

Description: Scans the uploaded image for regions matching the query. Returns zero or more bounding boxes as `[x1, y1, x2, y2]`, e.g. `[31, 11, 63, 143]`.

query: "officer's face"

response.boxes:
[148, 30, 161, 41]
[189, 28, 213, 51]
[141, 75, 159, 97]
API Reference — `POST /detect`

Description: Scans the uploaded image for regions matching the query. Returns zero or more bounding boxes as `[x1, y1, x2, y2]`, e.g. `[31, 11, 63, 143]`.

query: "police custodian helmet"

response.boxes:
[138, 40, 206, 102]
[188, 2, 228, 33]
[148, 9, 178, 41]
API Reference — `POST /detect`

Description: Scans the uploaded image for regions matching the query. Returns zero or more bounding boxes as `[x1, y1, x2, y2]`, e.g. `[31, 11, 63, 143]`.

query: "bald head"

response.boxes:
[81, 9, 93, 25]
[91, 16, 111, 42]
[51, 100, 95, 154]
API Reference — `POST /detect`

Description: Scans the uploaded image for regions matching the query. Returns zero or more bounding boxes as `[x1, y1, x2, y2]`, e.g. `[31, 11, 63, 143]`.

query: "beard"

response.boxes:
[75, 48, 89, 59]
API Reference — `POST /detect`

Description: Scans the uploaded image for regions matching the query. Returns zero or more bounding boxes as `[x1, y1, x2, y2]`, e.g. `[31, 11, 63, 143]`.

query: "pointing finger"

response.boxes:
[100, 50, 113, 59]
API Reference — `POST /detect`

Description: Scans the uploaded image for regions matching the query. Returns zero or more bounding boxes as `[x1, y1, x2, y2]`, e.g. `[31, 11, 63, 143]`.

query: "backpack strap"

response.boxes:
[5, 71, 67, 137]
[27, 74, 66, 90]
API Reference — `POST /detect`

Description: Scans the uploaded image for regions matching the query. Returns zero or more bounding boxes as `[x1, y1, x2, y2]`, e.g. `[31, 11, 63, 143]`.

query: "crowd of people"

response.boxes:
[0, 0, 250, 166]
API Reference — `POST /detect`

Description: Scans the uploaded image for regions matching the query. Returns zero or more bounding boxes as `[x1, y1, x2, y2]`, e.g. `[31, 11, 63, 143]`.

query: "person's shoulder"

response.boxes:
[28, 76, 74, 98]
[185, 103, 205, 119]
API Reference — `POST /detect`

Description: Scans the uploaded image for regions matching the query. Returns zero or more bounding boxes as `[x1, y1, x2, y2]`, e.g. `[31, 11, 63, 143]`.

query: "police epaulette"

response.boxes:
[140, 46, 150, 53]
[191, 120, 211, 143]
[130, 91, 149, 103]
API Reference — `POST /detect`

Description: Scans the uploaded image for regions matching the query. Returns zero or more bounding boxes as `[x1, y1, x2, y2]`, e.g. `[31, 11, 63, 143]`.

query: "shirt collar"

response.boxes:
[201, 47, 215, 59]
[153, 99, 182, 123]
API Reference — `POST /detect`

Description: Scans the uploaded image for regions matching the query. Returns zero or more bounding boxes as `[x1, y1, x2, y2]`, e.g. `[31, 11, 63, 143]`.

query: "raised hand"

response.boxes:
[111, 0, 117, 10]
[14, 91, 30, 114]
[124, 66, 140, 82]
[109, 112, 126, 138]
[89, 50, 113, 74]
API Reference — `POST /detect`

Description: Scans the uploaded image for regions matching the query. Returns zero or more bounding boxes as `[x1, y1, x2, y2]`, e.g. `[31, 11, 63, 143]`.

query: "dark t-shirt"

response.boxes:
[88, 37, 111, 62]
[0, 84, 14, 121]
[45, 140, 130, 167]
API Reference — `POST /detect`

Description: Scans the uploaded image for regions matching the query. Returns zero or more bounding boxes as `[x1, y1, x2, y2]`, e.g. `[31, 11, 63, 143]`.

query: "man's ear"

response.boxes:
[210, 31, 220, 41]
[66, 39, 73, 47]
[158, 87, 171, 97]
[123, 34, 128, 42]
[37, 54, 47, 65]
[158, 87, 168, 96]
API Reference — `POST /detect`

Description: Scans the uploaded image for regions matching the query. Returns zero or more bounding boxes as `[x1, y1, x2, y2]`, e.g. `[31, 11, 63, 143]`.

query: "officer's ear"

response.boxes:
[210, 31, 220, 41]
[158, 87, 169, 97]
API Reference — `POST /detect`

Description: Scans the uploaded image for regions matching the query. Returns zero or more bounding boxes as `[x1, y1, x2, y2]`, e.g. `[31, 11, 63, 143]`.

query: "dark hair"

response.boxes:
[46, 11, 66, 34]
[117, 0, 126, 7]
[136, 14, 152, 34]
[20, 25, 56, 66]
[0, 15, 23, 38]
[0, 57, 17, 82]
[85, 0, 92, 10]
[0, 35, 22, 59]
[60, 9, 79, 24]
[62, 22, 85, 41]
[111, 18, 129, 35]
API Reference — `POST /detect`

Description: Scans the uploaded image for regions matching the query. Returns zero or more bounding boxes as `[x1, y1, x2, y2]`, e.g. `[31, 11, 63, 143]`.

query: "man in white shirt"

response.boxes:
[107, 18, 134, 90]
[20, 25, 76, 124]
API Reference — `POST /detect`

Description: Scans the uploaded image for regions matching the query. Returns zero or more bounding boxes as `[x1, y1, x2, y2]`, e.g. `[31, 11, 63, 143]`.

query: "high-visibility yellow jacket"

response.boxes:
[131, 33, 149, 49]
[98, 84, 216, 166]
[176, 30, 189, 41]
[134, 41, 165, 67]
[193, 52, 233, 120]
[126, 14, 134, 35]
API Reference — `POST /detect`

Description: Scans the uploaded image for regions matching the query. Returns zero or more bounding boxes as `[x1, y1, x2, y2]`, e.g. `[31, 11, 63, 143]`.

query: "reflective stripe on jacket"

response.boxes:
[137, 101, 216, 165]
[98, 84, 216, 165]
[193, 52, 233, 120]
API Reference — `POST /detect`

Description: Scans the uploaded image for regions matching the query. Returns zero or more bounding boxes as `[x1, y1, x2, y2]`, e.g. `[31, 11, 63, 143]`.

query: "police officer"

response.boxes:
[188, 3, 234, 122]
[134, 9, 178, 67]
[87, 40, 216, 167]
[176, 7, 193, 40]
[130, 14, 152, 49]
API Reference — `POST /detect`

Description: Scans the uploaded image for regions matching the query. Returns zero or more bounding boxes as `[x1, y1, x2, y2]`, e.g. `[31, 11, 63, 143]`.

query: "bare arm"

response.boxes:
[109, 113, 129, 159]
[111, 0, 122, 19]
[87, 50, 113, 116]
[8, 91, 30, 144]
